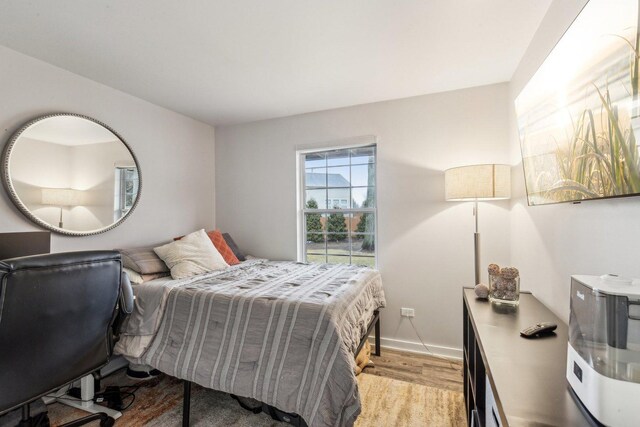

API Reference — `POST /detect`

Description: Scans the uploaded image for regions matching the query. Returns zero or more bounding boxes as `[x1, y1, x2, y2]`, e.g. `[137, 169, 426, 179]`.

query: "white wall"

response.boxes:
[508, 0, 640, 321]
[216, 83, 512, 356]
[72, 141, 135, 229]
[0, 45, 216, 251]
[11, 138, 73, 228]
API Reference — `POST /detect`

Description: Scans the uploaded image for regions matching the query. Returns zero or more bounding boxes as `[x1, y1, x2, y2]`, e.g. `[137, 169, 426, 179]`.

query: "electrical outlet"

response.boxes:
[401, 307, 415, 318]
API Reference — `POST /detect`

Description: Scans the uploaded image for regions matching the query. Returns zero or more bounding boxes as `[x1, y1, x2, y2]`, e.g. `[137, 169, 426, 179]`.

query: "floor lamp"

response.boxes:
[41, 188, 83, 229]
[444, 164, 510, 285]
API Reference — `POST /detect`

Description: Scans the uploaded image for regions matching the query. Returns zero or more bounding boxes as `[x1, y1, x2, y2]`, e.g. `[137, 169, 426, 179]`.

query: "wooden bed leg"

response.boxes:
[374, 315, 381, 356]
[182, 380, 191, 427]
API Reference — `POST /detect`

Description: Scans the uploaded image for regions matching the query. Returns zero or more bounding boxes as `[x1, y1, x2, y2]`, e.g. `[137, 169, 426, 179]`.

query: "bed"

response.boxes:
[115, 258, 386, 427]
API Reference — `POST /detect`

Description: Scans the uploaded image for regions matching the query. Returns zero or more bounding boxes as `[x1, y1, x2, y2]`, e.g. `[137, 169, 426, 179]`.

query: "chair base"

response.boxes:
[16, 412, 49, 427]
[16, 412, 115, 427]
[59, 413, 114, 427]
[10, 401, 115, 427]
[55, 398, 122, 420]
[52, 374, 122, 420]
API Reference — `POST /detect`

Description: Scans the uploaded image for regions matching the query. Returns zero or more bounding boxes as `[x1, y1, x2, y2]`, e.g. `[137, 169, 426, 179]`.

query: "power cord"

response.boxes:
[93, 374, 153, 412]
[408, 317, 458, 371]
[94, 385, 141, 411]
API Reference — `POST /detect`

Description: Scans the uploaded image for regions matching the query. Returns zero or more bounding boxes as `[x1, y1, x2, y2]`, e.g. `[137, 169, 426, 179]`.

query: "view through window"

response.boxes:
[300, 145, 376, 267]
[114, 167, 139, 220]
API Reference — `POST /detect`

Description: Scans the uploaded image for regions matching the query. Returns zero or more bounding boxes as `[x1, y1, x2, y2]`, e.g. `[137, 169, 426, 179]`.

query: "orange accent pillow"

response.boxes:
[174, 229, 240, 266]
[206, 229, 240, 266]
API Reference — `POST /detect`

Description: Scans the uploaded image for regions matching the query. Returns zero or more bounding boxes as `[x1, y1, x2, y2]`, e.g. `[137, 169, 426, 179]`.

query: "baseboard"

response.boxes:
[368, 336, 463, 360]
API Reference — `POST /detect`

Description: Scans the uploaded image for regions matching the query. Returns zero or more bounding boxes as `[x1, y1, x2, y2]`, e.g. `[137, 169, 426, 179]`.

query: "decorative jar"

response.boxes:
[489, 267, 520, 305]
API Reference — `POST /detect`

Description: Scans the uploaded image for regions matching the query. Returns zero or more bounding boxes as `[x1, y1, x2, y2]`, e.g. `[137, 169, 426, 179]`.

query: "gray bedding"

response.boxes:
[115, 259, 385, 427]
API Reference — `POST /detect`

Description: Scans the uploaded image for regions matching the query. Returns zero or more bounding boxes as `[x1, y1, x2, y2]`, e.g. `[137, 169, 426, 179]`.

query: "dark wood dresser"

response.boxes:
[462, 288, 597, 426]
[0, 231, 50, 259]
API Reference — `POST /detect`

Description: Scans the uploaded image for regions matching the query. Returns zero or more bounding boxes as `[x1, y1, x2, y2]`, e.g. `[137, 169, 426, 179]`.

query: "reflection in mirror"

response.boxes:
[2, 114, 141, 236]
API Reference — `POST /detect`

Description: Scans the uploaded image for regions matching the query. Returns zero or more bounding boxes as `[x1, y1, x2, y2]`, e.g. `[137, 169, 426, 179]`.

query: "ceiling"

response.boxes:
[0, 1, 552, 126]
[23, 116, 118, 146]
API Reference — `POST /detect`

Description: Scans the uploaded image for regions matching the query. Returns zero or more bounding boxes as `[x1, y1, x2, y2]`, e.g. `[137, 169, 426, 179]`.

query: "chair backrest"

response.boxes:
[0, 251, 123, 414]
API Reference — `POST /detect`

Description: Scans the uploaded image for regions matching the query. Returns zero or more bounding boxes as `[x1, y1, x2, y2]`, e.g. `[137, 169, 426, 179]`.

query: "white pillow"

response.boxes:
[123, 267, 144, 284]
[154, 229, 229, 279]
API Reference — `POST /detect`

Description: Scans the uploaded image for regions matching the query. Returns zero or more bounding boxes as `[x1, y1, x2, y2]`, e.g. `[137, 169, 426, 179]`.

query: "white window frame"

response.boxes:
[115, 166, 138, 215]
[296, 136, 378, 267]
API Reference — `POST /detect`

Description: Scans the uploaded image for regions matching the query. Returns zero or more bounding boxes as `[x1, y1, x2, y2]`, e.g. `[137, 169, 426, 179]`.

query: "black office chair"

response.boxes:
[0, 251, 134, 427]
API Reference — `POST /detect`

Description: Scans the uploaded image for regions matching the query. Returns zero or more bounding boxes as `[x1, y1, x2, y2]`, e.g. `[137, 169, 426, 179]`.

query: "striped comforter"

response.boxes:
[117, 260, 385, 427]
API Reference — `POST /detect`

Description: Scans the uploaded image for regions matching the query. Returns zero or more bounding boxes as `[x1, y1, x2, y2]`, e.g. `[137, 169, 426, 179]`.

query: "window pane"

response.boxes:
[306, 253, 327, 264]
[304, 190, 326, 209]
[353, 213, 375, 234]
[305, 168, 327, 188]
[352, 233, 375, 255]
[351, 187, 375, 208]
[326, 166, 350, 187]
[327, 188, 349, 209]
[327, 255, 351, 265]
[305, 213, 325, 235]
[306, 247, 326, 257]
[351, 147, 375, 165]
[351, 256, 376, 268]
[327, 240, 350, 255]
[306, 231, 325, 243]
[347, 212, 359, 233]
[305, 153, 326, 168]
[351, 164, 375, 187]
[325, 212, 349, 241]
[327, 150, 350, 166]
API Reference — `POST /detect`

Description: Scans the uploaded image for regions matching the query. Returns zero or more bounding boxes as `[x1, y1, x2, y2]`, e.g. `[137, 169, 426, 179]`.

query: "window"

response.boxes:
[298, 145, 376, 267]
[114, 167, 139, 220]
[328, 198, 348, 209]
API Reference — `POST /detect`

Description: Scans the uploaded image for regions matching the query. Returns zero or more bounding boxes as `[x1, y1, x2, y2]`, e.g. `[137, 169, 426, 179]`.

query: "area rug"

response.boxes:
[47, 372, 465, 426]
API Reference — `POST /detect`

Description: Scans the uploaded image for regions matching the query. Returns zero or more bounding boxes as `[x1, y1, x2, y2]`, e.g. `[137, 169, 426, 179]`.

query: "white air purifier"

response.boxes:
[567, 275, 640, 427]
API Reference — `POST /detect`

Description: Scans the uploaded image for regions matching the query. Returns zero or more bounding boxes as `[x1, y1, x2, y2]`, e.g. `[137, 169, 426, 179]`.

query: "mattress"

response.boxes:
[115, 259, 385, 427]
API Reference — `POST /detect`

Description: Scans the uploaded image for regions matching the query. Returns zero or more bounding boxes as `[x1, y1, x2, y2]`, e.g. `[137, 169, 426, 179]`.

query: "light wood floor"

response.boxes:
[47, 348, 464, 426]
[368, 347, 463, 392]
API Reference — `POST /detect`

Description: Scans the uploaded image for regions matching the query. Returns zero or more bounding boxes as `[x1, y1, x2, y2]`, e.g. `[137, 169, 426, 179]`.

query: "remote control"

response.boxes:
[520, 322, 557, 338]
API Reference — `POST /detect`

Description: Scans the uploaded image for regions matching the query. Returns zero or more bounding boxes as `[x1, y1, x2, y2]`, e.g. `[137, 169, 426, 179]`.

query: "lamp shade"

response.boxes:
[41, 188, 83, 206]
[445, 164, 510, 201]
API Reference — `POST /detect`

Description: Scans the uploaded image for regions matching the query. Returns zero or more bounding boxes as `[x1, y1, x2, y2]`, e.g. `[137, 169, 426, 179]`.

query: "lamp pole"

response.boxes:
[473, 200, 480, 285]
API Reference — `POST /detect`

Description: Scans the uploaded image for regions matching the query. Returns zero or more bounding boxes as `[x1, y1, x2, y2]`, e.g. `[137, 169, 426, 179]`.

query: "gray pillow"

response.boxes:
[118, 246, 170, 274]
[222, 233, 246, 261]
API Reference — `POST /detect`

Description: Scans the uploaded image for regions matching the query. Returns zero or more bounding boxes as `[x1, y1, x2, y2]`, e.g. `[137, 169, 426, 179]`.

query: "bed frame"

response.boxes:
[355, 309, 381, 358]
[181, 309, 381, 426]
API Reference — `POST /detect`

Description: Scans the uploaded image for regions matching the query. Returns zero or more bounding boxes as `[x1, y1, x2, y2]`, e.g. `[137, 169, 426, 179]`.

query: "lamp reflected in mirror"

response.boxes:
[41, 188, 85, 229]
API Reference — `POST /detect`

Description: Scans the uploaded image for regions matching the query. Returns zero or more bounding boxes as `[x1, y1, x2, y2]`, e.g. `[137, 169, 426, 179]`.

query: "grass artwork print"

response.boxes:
[515, 0, 640, 205]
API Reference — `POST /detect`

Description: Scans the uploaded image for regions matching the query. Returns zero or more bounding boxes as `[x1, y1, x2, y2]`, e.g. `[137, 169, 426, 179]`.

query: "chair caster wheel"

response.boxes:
[100, 417, 115, 427]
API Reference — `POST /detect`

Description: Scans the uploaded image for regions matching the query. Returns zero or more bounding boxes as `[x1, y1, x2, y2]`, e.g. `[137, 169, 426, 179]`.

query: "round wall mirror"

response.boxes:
[1, 113, 141, 236]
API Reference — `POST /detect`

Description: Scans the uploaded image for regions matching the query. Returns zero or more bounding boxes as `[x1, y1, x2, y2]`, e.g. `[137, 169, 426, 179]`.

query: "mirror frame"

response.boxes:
[1, 113, 142, 236]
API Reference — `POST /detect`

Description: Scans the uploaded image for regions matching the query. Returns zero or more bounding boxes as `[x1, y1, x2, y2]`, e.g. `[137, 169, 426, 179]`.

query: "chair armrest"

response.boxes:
[111, 272, 134, 340]
[120, 272, 134, 315]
